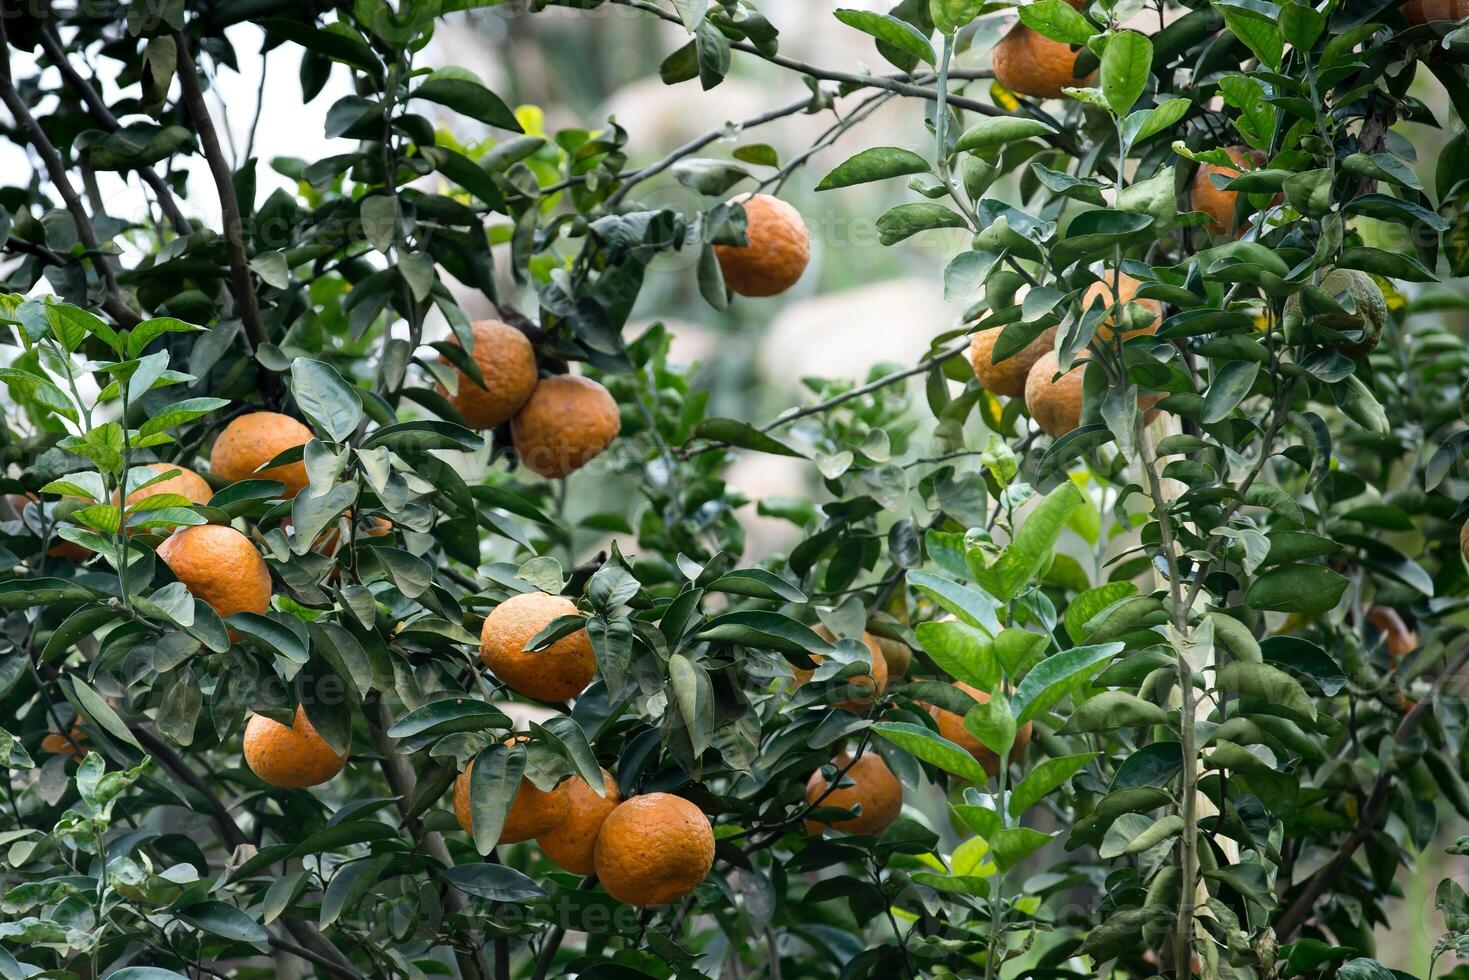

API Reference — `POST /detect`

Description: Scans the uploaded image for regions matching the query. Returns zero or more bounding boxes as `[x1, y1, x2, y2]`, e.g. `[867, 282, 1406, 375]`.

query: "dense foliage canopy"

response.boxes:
[2, 0, 1469, 978]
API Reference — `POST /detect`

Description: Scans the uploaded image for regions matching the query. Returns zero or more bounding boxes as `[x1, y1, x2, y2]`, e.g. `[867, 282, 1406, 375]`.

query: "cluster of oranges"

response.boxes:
[437, 319, 622, 479]
[970, 273, 1164, 438]
[793, 628, 1031, 839]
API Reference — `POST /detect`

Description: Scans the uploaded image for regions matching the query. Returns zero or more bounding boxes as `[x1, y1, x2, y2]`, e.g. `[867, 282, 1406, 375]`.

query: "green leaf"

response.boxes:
[1201, 359, 1260, 423]
[412, 71, 522, 131]
[906, 570, 1002, 635]
[954, 117, 1057, 153]
[1010, 752, 1098, 816]
[1058, 690, 1170, 734]
[816, 146, 932, 191]
[1244, 564, 1349, 614]
[1100, 31, 1152, 116]
[705, 568, 806, 603]
[833, 10, 936, 65]
[989, 826, 1054, 871]
[1011, 642, 1125, 724]
[533, 716, 604, 795]
[1124, 98, 1191, 145]
[468, 742, 524, 855]
[697, 611, 832, 656]
[930, 0, 984, 33]
[178, 900, 269, 945]
[1216, 0, 1284, 69]
[1099, 812, 1183, 858]
[871, 721, 988, 783]
[1215, 661, 1317, 720]
[1064, 582, 1137, 643]
[971, 481, 1085, 601]
[692, 418, 806, 458]
[290, 359, 362, 442]
[65, 675, 141, 749]
[963, 694, 1016, 760]
[387, 696, 509, 739]
[319, 855, 391, 928]
[876, 203, 966, 245]
[915, 619, 997, 691]
[441, 864, 545, 902]
[1017, 0, 1096, 45]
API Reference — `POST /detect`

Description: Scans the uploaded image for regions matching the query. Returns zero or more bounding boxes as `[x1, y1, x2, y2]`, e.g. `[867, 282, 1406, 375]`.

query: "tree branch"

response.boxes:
[0, 17, 138, 326]
[1274, 635, 1469, 940]
[677, 337, 972, 459]
[172, 29, 279, 399]
[38, 23, 193, 238]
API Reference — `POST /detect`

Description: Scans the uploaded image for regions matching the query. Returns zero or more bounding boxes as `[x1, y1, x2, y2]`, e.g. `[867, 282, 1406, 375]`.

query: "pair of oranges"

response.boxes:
[969, 273, 1164, 438]
[438, 321, 621, 479]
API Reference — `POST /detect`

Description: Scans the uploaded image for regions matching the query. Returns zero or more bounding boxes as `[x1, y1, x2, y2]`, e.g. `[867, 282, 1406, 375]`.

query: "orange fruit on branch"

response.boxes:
[791, 629, 889, 713]
[510, 374, 621, 479]
[156, 523, 272, 621]
[713, 193, 810, 297]
[1024, 349, 1088, 437]
[40, 727, 87, 758]
[927, 681, 1032, 777]
[480, 591, 598, 703]
[969, 325, 1057, 399]
[536, 768, 621, 874]
[436, 319, 538, 430]
[593, 792, 714, 907]
[454, 756, 572, 844]
[1082, 272, 1164, 342]
[243, 705, 348, 788]
[992, 26, 1091, 100]
[1402, 0, 1469, 24]
[1189, 147, 1264, 236]
[804, 751, 903, 836]
[210, 412, 313, 498]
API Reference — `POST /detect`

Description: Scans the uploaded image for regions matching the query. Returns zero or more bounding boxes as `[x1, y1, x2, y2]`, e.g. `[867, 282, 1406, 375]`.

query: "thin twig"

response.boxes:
[172, 29, 279, 399]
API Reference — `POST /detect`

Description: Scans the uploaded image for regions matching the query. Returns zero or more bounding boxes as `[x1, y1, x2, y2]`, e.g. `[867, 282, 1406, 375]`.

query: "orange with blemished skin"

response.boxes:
[156, 524, 272, 621]
[41, 727, 86, 758]
[455, 758, 571, 844]
[593, 793, 714, 907]
[210, 412, 313, 498]
[1083, 273, 1165, 342]
[480, 592, 597, 703]
[792, 629, 889, 713]
[125, 462, 213, 508]
[804, 751, 903, 836]
[536, 769, 621, 874]
[927, 682, 1033, 777]
[437, 320, 539, 430]
[992, 26, 1091, 100]
[243, 706, 348, 788]
[713, 194, 810, 298]
[1024, 349, 1089, 438]
[511, 375, 621, 480]
[1402, 0, 1469, 23]
[969, 326, 1057, 399]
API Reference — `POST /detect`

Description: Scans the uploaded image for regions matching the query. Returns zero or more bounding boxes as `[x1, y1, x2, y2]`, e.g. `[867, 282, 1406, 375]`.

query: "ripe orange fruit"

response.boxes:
[40, 727, 86, 758]
[713, 193, 810, 297]
[928, 682, 1032, 777]
[1083, 273, 1164, 342]
[804, 751, 903, 836]
[243, 705, 348, 787]
[536, 768, 621, 874]
[210, 412, 313, 498]
[510, 375, 621, 479]
[1024, 349, 1088, 437]
[969, 326, 1057, 399]
[1402, 0, 1469, 23]
[454, 758, 572, 844]
[1461, 516, 1469, 564]
[992, 26, 1091, 100]
[1367, 605, 1419, 662]
[480, 591, 597, 703]
[875, 635, 912, 678]
[593, 793, 714, 907]
[437, 320, 539, 430]
[156, 524, 272, 620]
[1190, 147, 1263, 236]
[792, 629, 889, 713]
[125, 462, 213, 509]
